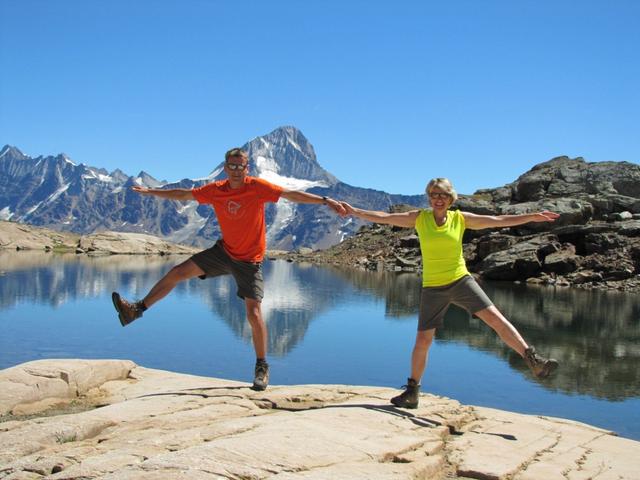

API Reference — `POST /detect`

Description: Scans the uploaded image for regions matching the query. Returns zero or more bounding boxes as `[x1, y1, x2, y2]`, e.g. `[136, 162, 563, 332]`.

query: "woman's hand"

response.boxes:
[530, 210, 561, 223]
[340, 201, 357, 216]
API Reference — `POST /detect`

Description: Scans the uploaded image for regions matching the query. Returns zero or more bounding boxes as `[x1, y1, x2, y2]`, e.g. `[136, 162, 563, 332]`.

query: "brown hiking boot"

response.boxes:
[524, 347, 558, 378]
[390, 378, 420, 409]
[111, 292, 144, 326]
[252, 359, 269, 391]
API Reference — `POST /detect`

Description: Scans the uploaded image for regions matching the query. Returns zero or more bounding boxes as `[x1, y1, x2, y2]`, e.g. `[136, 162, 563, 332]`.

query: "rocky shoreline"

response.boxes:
[0, 220, 198, 256]
[273, 214, 640, 294]
[1, 359, 638, 479]
[271, 157, 640, 294]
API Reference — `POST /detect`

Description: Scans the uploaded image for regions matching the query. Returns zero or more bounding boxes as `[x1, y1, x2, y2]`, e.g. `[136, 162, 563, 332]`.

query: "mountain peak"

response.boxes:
[262, 126, 312, 155]
[136, 170, 163, 188]
[242, 126, 338, 186]
[0, 145, 28, 160]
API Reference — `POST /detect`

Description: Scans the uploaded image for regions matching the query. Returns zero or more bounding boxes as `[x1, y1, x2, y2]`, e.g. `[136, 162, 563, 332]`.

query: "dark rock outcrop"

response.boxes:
[277, 157, 640, 292]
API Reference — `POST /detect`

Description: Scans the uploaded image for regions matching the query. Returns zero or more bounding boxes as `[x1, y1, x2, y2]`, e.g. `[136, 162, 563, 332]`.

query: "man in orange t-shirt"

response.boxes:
[111, 148, 346, 391]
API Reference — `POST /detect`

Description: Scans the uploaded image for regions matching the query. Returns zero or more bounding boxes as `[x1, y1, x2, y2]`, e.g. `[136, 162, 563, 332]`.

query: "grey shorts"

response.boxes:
[190, 241, 264, 301]
[418, 275, 493, 331]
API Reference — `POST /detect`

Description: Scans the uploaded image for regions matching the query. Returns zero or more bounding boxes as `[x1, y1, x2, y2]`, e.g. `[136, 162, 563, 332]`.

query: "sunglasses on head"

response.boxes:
[225, 163, 248, 171]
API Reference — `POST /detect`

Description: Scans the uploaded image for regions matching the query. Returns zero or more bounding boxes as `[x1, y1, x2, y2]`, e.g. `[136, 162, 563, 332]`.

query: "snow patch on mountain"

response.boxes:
[255, 152, 327, 189]
[83, 169, 113, 183]
[255, 155, 280, 175]
[23, 202, 43, 217]
[266, 199, 295, 245]
[288, 137, 301, 152]
[48, 183, 70, 204]
[0, 207, 13, 220]
[338, 218, 354, 242]
[166, 201, 209, 245]
[260, 170, 327, 191]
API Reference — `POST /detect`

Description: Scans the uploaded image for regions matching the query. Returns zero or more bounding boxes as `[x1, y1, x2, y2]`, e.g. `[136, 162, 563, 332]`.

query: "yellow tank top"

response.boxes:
[415, 209, 470, 287]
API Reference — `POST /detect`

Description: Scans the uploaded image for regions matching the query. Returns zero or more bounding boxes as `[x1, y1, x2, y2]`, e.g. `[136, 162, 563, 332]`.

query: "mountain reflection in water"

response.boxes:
[1, 252, 639, 404]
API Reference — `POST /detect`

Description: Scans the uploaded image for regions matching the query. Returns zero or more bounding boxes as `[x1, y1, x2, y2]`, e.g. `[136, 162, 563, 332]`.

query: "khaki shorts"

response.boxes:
[418, 275, 493, 331]
[191, 241, 264, 301]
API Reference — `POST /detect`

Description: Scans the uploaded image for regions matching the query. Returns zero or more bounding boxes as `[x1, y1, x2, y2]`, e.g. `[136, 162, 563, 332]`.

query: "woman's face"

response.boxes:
[428, 187, 453, 212]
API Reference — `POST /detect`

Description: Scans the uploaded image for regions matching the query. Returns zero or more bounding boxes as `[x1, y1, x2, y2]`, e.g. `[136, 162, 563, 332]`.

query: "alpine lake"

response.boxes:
[1, 251, 639, 440]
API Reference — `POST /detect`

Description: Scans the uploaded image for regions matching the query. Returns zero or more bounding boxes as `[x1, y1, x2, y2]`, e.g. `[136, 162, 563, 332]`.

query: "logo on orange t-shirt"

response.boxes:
[226, 200, 243, 217]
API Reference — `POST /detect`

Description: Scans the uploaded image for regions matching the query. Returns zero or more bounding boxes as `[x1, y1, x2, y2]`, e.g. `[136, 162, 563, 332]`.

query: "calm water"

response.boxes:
[1, 251, 639, 440]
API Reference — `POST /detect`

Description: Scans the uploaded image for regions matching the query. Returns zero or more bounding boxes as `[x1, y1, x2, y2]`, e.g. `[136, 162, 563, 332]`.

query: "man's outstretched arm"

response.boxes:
[280, 190, 347, 215]
[131, 186, 194, 201]
[341, 201, 420, 228]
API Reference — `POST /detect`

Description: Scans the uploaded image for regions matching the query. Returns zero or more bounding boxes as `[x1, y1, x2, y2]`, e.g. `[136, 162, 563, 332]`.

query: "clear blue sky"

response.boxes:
[1, 0, 638, 195]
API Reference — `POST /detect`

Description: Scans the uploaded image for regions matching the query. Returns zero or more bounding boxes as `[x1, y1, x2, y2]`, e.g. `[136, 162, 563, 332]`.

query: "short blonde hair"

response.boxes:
[425, 178, 458, 202]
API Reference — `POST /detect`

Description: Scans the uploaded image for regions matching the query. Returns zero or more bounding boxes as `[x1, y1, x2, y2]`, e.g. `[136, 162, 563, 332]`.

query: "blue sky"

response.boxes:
[1, 0, 638, 195]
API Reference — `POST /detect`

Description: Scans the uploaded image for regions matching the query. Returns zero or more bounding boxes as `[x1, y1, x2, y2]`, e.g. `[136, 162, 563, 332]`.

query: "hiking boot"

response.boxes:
[252, 359, 269, 391]
[390, 378, 420, 409]
[524, 346, 558, 378]
[111, 292, 144, 326]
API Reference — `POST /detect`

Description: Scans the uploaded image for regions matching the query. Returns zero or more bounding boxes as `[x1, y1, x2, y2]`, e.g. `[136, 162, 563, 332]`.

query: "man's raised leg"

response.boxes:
[112, 259, 204, 326]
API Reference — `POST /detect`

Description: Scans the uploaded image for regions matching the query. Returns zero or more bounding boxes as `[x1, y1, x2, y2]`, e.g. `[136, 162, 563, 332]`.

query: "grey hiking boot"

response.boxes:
[252, 359, 269, 391]
[390, 378, 420, 409]
[524, 346, 558, 378]
[111, 292, 144, 326]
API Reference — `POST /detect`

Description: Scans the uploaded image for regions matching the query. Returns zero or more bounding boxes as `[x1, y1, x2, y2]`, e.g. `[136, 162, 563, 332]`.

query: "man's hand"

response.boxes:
[132, 186, 152, 195]
[339, 201, 357, 216]
[326, 198, 347, 216]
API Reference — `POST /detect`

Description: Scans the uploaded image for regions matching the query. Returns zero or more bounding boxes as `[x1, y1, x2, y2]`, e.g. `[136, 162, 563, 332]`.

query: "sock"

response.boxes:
[137, 301, 148, 312]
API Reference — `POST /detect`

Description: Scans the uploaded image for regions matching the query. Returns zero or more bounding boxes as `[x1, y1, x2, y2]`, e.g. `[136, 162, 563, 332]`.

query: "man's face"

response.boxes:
[224, 155, 249, 182]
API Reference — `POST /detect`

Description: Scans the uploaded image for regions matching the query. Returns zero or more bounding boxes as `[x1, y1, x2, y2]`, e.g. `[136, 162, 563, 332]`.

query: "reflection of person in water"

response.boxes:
[111, 148, 346, 391]
[341, 178, 560, 409]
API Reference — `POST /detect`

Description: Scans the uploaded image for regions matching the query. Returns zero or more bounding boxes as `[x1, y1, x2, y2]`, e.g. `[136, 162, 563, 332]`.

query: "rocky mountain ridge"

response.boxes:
[0, 127, 424, 250]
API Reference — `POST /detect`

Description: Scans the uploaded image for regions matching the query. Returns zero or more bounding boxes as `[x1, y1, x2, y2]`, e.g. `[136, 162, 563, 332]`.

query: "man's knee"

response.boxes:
[245, 301, 263, 324]
[169, 261, 200, 281]
[415, 330, 435, 350]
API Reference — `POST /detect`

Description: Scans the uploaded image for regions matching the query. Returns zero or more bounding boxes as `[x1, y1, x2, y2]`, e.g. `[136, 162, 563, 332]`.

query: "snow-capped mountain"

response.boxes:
[0, 127, 426, 249]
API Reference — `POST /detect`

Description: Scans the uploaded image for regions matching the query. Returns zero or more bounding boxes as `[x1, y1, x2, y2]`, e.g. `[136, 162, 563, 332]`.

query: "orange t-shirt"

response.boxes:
[191, 177, 284, 262]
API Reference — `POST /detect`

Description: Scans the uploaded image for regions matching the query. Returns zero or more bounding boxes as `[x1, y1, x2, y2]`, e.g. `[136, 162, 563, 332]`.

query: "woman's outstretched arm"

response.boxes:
[461, 210, 560, 230]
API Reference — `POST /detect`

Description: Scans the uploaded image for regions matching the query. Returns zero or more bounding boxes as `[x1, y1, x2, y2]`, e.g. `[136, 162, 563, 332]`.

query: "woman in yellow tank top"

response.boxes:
[341, 178, 560, 409]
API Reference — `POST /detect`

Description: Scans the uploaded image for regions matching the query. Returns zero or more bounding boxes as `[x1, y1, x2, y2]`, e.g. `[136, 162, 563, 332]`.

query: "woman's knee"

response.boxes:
[477, 306, 506, 329]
